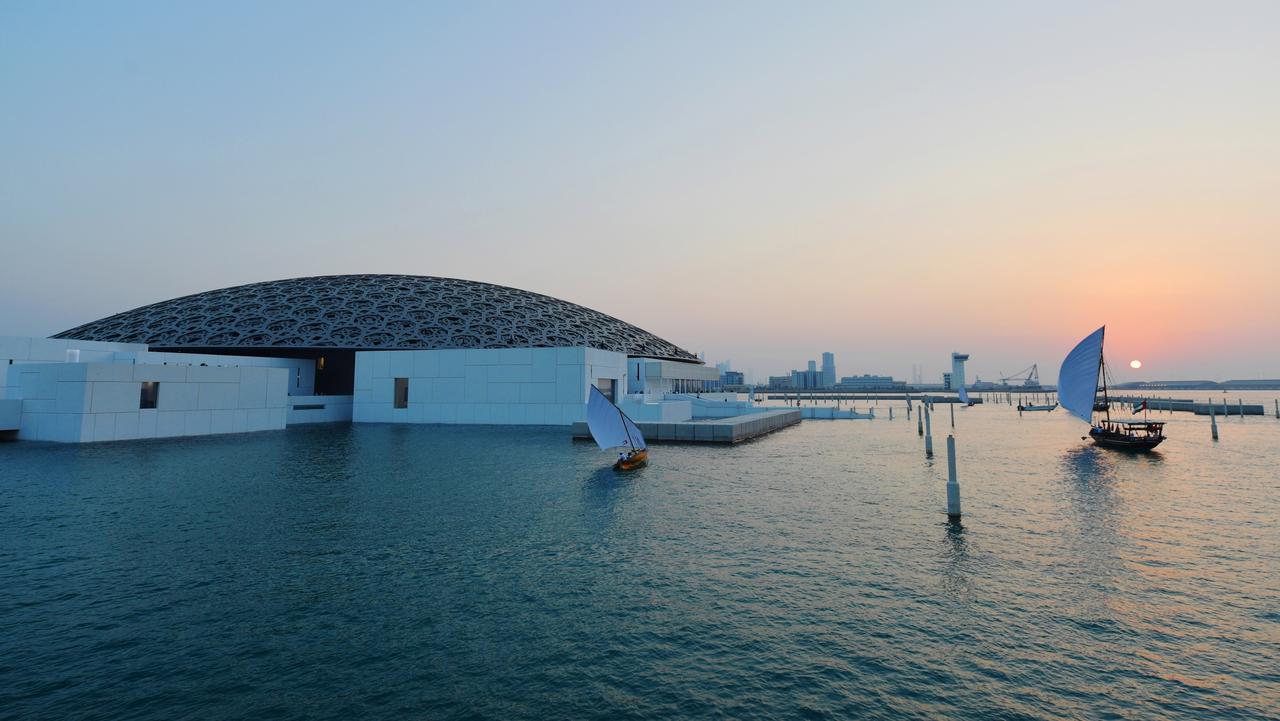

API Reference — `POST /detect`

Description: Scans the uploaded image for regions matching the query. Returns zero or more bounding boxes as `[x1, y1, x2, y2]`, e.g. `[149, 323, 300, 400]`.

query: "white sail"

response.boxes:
[957, 386, 971, 405]
[1058, 326, 1105, 424]
[586, 386, 644, 450]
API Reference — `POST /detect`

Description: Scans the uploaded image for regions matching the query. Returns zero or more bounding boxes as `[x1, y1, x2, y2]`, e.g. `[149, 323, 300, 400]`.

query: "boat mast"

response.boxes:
[617, 405, 635, 449]
[1098, 330, 1111, 424]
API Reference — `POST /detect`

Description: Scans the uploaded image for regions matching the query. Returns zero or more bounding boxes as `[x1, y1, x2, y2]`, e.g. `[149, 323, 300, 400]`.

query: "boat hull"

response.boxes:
[613, 449, 649, 471]
[1018, 404, 1057, 412]
[1089, 428, 1164, 451]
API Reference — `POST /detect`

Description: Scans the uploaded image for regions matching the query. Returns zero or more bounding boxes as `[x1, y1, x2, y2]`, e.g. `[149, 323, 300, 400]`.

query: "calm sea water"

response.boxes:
[2, 393, 1277, 720]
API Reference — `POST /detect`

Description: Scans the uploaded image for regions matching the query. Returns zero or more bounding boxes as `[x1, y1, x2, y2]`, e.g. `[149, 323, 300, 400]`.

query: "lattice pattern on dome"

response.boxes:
[53, 274, 698, 361]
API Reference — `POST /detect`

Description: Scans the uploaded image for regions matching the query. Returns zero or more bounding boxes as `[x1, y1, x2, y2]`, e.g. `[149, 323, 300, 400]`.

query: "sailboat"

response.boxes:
[586, 385, 649, 470]
[957, 386, 975, 407]
[1059, 326, 1165, 451]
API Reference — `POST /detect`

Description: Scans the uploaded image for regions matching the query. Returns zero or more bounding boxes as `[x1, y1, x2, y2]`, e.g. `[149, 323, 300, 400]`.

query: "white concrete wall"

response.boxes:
[2, 336, 149, 399]
[353, 346, 628, 425]
[286, 395, 354, 425]
[10, 362, 288, 443]
[619, 397, 692, 422]
[627, 357, 721, 395]
[131, 351, 315, 396]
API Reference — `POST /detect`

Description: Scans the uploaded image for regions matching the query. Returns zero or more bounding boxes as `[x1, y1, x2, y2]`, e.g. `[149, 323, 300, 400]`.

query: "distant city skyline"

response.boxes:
[3, 2, 1277, 382]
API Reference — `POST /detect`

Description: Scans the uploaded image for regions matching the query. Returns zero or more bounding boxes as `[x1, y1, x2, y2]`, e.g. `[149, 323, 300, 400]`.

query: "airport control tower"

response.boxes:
[950, 352, 969, 391]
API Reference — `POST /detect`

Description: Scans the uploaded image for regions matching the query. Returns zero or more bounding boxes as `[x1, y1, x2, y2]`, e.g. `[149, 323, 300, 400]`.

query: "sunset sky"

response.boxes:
[3, 1, 1277, 383]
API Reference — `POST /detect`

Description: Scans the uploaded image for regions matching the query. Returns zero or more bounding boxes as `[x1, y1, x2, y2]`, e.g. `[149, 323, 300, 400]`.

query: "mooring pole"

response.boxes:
[917, 406, 924, 436]
[924, 404, 934, 457]
[1238, 398, 1243, 419]
[949, 401, 955, 428]
[946, 435, 961, 522]
[1211, 400, 1219, 441]
[889, 406, 894, 420]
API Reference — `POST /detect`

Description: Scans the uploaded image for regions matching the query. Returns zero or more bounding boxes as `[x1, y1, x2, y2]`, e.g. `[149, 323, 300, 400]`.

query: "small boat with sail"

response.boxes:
[1058, 326, 1166, 451]
[586, 386, 649, 470]
[957, 386, 975, 407]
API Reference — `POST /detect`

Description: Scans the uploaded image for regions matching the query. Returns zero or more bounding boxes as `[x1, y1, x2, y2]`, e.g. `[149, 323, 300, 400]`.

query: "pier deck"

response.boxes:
[573, 409, 801, 444]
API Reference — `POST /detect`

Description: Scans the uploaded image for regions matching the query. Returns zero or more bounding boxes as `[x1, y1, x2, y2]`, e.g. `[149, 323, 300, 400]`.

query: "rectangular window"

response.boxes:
[394, 378, 409, 409]
[140, 382, 159, 409]
[596, 378, 614, 403]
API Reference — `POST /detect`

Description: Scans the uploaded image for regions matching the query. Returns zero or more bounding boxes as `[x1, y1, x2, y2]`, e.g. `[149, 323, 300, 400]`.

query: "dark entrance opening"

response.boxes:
[153, 347, 358, 396]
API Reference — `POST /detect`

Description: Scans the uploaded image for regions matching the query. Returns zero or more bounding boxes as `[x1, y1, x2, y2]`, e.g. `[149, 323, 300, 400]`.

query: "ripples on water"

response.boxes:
[1, 396, 1277, 720]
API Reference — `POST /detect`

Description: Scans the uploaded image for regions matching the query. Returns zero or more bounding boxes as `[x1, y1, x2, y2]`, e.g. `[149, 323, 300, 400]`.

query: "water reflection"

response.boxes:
[579, 466, 638, 531]
[1057, 445, 1128, 617]
[939, 521, 972, 599]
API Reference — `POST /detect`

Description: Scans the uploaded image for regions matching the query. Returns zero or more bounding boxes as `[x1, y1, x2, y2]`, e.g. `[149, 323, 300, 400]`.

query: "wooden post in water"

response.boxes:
[1275, 399, 1279, 419]
[924, 405, 934, 457]
[889, 406, 894, 420]
[1238, 398, 1243, 419]
[917, 406, 924, 436]
[1211, 400, 1219, 441]
[946, 435, 961, 522]
[950, 401, 955, 428]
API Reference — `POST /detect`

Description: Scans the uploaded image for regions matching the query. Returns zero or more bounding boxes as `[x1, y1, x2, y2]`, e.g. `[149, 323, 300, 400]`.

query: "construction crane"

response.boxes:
[999, 364, 1040, 387]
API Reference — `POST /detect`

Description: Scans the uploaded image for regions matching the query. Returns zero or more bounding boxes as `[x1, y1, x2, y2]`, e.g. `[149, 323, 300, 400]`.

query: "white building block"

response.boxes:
[158, 383, 198, 412]
[556, 347, 584, 364]
[245, 408, 272, 432]
[55, 382, 91, 413]
[265, 369, 289, 407]
[369, 351, 390, 379]
[389, 351, 414, 378]
[464, 366, 487, 402]
[555, 365, 584, 404]
[412, 350, 438, 378]
[90, 382, 142, 414]
[354, 356, 373, 391]
[138, 410, 158, 438]
[488, 364, 531, 383]
[197, 382, 239, 410]
[438, 349, 466, 377]
[531, 348, 556, 381]
[57, 364, 90, 382]
[188, 365, 241, 383]
[115, 412, 140, 441]
[487, 383, 519, 404]
[135, 364, 188, 383]
[86, 364, 134, 383]
[434, 378, 465, 403]
[519, 383, 556, 404]
[185, 410, 213, 436]
[156, 411, 186, 438]
[93, 414, 117, 442]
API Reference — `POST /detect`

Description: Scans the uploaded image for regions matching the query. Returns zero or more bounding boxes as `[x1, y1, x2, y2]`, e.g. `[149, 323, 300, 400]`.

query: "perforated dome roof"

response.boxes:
[53, 274, 698, 361]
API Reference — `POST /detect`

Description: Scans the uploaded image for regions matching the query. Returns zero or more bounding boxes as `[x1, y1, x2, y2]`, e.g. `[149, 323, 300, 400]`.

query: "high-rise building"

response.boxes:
[821, 352, 835, 388]
[950, 352, 969, 391]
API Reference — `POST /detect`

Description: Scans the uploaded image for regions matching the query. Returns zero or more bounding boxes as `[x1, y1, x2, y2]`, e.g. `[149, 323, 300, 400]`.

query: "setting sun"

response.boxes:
[1130, 360, 1143, 369]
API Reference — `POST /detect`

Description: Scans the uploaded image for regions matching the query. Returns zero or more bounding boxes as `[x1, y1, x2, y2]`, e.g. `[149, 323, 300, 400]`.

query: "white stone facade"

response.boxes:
[353, 347, 628, 425]
[7, 361, 289, 443]
[286, 395, 354, 425]
[1, 335, 318, 442]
